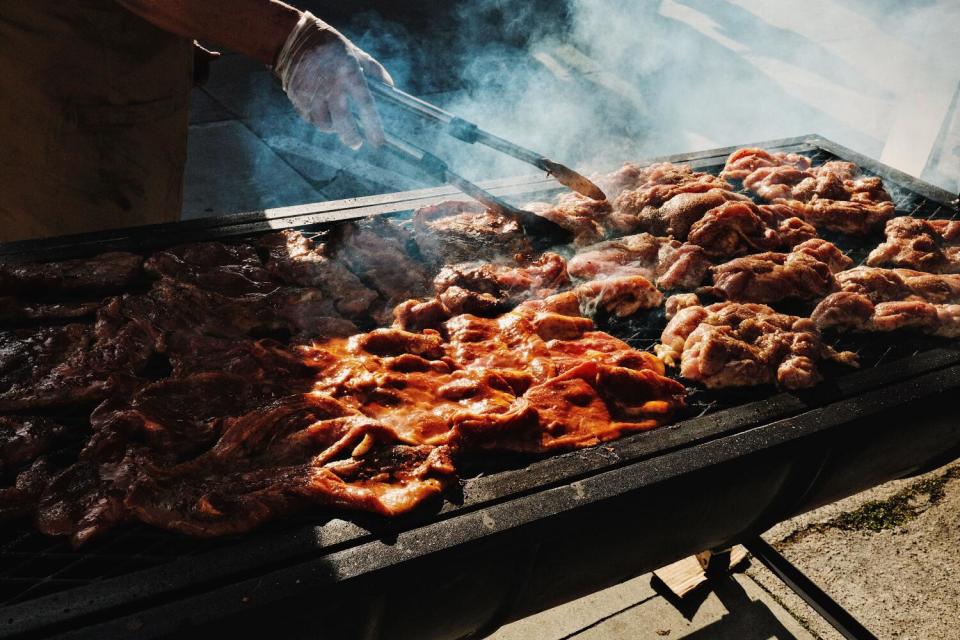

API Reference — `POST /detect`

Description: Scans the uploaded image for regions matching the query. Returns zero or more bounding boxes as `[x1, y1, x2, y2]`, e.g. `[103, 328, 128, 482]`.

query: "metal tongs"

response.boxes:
[370, 80, 607, 239]
[381, 132, 571, 240]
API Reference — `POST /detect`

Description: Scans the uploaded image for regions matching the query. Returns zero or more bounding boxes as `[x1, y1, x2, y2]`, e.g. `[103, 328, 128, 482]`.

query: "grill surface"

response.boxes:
[1, 135, 958, 640]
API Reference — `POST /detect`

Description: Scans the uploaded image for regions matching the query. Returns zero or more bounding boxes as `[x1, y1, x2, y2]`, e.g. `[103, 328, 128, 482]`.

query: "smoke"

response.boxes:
[342, 0, 959, 195]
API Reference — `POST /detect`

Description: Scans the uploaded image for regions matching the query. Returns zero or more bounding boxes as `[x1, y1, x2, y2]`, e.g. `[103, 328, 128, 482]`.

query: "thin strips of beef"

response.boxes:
[145, 241, 278, 296]
[0, 252, 142, 296]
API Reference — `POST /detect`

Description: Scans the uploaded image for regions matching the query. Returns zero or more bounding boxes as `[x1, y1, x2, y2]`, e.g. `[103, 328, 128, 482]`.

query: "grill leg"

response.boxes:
[743, 537, 879, 640]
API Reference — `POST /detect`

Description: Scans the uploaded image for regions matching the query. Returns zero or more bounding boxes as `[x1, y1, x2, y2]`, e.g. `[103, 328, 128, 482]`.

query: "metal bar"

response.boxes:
[743, 537, 879, 640]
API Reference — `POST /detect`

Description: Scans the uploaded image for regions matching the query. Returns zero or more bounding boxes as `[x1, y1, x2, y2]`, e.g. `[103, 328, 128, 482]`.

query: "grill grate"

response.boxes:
[1, 140, 956, 608]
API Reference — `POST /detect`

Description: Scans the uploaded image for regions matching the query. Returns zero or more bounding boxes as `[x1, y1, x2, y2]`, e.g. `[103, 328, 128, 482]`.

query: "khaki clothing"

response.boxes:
[0, 0, 194, 242]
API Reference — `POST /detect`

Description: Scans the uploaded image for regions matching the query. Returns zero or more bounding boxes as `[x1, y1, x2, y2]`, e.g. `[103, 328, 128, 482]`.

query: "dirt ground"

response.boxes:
[747, 461, 960, 640]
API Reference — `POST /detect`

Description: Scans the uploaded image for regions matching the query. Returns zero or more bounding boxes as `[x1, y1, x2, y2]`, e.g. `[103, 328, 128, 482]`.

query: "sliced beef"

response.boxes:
[145, 241, 278, 296]
[0, 252, 142, 296]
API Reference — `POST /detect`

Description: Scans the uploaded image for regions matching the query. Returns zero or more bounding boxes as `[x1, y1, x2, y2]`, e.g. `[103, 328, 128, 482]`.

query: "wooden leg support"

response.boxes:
[652, 545, 748, 598]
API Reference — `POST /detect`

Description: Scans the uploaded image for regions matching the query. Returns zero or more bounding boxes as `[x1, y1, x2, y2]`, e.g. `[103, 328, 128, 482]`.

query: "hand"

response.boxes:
[274, 12, 393, 150]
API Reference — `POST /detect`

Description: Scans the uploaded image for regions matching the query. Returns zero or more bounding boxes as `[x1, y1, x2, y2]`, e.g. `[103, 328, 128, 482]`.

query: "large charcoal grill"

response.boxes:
[1, 135, 959, 640]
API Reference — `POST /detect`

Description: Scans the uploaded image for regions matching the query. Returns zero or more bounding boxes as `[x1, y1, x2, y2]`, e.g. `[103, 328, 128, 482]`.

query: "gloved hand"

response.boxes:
[274, 12, 393, 150]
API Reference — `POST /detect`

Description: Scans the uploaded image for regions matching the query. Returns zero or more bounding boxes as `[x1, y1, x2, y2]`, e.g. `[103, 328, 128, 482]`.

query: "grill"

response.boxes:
[1, 135, 959, 640]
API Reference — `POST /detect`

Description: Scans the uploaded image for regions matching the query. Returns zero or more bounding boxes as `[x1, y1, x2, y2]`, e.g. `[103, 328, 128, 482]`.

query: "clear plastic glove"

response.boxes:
[274, 12, 393, 149]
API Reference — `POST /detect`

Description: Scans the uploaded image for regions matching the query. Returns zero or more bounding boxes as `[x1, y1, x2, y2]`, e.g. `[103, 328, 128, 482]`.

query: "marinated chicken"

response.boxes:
[525, 193, 610, 245]
[812, 265, 960, 336]
[686, 201, 815, 258]
[433, 252, 570, 316]
[731, 150, 895, 234]
[833, 266, 960, 304]
[613, 163, 732, 217]
[719, 147, 812, 181]
[568, 233, 712, 290]
[633, 188, 749, 239]
[656, 301, 857, 389]
[259, 230, 378, 317]
[812, 293, 960, 338]
[704, 239, 852, 303]
[867, 217, 960, 273]
[332, 218, 432, 312]
[413, 200, 531, 264]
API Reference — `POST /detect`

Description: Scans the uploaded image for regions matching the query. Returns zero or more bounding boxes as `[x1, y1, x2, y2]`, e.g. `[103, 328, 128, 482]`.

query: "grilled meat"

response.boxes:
[665, 293, 701, 320]
[0, 298, 102, 325]
[1, 457, 61, 522]
[0, 252, 142, 296]
[812, 292, 960, 338]
[784, 198, 895, 235]
[122, 278, 356, 341]
[525, 193, 610, 245]
[613, 163, 732, 216]
[568, 233, 711, 290]
[0, 321, 148, 412]
[413, 200, 531, 264]
[833, 266, 960, 304]
[867, 217, 960, 273]
[333, 218, 431, 313]
[258, 230, 378, 317]
[732, 152, 894, 234]
[145, 241, 277, 297]
[705, 239, 852, 303]
[572, 276, 663, 318]
[656, 301, 857, 389]
[634, 188, 749, 239]
[434, 253, 570, 317]
[0, 416, 72, 479]
[686, 202, 787, 258]
[812, 266, 960, 336]
[743, 166, 815, 201]
[720, 147, 812, 181]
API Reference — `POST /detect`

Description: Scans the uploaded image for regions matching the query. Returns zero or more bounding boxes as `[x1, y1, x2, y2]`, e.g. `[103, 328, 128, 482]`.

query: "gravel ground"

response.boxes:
[747, 460, 960, 640]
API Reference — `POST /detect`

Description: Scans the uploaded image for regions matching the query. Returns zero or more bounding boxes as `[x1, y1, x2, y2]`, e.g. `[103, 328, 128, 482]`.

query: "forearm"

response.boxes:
[115, 0, 301, 65]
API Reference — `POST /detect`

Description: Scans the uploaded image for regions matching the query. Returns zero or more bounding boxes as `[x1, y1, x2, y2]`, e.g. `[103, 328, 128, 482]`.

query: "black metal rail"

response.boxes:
[0, 135, 958, 640]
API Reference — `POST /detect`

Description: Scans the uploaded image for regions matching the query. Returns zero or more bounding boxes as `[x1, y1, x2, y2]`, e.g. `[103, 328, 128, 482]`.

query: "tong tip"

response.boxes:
[540, 159, 608, 201]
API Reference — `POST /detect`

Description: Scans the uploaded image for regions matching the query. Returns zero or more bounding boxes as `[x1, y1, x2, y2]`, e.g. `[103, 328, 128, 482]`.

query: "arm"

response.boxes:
[116, 0, 392, 148]
[115, 0, 300, 65]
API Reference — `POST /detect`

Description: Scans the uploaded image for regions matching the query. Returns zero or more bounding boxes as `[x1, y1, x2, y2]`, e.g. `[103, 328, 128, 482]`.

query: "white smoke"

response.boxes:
[355, 0, 960, 195]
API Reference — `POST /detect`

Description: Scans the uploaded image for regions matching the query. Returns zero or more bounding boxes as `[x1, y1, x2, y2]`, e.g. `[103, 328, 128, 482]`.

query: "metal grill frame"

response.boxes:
[1, 135, 959, 639]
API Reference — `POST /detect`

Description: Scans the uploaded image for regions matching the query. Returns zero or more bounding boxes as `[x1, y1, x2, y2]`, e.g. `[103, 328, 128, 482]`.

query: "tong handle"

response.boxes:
[369, 80, 533, 160]
[381, 132, 572, 241]
[370, 80, 606, 200]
